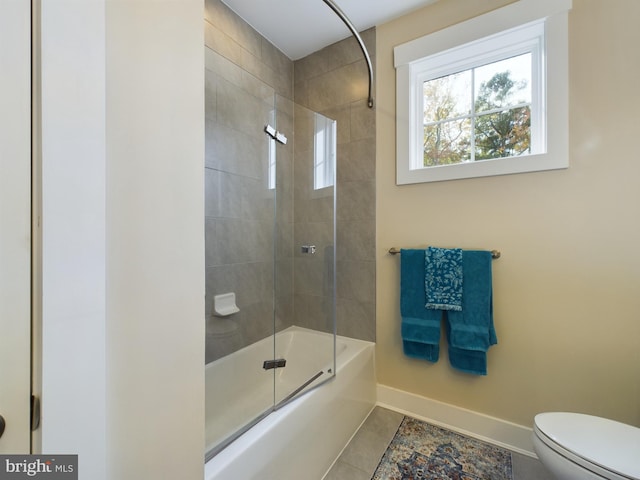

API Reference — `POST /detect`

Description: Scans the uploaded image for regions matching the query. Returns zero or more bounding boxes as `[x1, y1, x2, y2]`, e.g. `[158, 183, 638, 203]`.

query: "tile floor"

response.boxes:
[323, 406, 554, 480]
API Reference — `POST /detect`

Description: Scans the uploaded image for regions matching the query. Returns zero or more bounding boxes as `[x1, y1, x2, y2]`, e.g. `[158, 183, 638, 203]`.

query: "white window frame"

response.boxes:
[395, 0, 571, 184]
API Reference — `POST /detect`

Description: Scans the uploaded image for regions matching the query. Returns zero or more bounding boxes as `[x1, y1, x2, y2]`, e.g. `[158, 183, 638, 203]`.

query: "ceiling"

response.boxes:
[221, 0, 439, 60]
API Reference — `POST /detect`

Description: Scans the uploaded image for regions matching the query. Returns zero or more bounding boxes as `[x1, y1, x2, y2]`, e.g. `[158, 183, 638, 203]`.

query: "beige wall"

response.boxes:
[106, 1, 204, 478]
[376, 0, 640, 428]
[36, 1, 204, 477]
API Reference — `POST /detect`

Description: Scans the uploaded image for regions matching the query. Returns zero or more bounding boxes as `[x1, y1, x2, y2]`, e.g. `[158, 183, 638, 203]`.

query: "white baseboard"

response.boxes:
[377, 384, 537, 458]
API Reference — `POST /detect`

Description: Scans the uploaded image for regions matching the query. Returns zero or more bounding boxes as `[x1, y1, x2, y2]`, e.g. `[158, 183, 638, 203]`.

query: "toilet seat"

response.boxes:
[534, 413, 640, 480]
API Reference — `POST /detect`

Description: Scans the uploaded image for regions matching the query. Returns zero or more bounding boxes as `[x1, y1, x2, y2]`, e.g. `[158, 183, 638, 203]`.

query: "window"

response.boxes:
[267, 135, 276, 190]
[395, 0, 571, 184]
[421, 50, 535, 166]
[267, 111, 276, 190]
[313, 112, 336, 190]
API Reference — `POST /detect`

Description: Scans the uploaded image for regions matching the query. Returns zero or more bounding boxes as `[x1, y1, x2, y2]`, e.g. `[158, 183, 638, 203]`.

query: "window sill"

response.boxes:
[396, 151, 568, 185]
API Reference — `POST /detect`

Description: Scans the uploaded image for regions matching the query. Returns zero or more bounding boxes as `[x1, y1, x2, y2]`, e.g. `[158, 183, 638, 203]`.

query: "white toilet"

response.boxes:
[533, 412, 640, 480]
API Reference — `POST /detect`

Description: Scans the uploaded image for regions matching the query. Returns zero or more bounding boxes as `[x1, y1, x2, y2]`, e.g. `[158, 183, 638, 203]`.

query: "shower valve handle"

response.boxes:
[301, 245, 316, 254]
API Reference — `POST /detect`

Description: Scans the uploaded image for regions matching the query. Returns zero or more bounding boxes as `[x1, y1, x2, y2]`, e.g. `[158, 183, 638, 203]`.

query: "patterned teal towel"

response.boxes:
[425, 247, 463, 311]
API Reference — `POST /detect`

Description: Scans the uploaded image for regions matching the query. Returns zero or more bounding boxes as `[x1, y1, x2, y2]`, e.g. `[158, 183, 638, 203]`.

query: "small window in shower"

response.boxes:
[268, 110, 276, 190]
[268, 136, 276, 190]
[313, 113, 336, 190]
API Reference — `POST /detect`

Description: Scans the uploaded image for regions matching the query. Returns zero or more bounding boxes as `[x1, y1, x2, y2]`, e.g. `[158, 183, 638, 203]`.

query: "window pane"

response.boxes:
[423, 119, 471, 166]
[474, 53, 531, 113]
[423, 70, 472, 123]
[474, 106, 531, 160]
[314, 113, 336, 189]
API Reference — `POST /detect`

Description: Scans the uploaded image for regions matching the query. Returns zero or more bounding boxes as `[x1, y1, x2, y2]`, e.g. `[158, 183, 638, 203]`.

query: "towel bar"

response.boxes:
[388, 247, 500, 259]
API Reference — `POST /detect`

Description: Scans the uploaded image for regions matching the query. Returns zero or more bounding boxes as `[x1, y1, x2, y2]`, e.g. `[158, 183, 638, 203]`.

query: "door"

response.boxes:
[273, 99, 337, 407]
[203, 49, 278, 457]
[0, 0, 33, 453]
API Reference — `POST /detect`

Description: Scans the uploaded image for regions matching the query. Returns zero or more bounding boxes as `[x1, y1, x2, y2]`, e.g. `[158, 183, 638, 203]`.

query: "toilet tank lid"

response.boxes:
[535, 412, 640, 479]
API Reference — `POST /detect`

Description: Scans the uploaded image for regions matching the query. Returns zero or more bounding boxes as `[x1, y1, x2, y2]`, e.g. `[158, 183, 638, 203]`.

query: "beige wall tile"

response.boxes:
[307, 61, 370, 112]
[204, 0, 261, 58]
[294, 29, 377, 343]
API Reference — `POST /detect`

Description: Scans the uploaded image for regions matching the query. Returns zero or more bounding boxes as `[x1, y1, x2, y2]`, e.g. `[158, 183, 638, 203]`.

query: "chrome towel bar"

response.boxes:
[388, 247, 500, 259]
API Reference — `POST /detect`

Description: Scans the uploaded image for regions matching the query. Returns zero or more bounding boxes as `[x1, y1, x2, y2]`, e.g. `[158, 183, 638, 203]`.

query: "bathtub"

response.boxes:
[204, 326, 376, 480]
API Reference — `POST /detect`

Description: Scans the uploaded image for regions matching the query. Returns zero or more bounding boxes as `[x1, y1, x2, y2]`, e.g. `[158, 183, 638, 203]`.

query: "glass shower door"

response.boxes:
[273, 98, 337, 407]
[204, 67, 338, 458]
[204, 47, 277, 457]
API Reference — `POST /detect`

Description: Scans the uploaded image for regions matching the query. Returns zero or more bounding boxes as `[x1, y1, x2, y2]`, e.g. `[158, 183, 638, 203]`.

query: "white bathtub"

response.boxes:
[204, 326, 376, 480]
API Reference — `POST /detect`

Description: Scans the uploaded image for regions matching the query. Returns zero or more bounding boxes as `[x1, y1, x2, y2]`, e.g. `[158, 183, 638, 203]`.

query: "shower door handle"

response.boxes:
[263, 358, 286, 370]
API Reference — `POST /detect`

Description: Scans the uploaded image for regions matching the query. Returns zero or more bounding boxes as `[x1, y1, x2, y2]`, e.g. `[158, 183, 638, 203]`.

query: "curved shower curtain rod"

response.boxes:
[322, 0, 374, 108]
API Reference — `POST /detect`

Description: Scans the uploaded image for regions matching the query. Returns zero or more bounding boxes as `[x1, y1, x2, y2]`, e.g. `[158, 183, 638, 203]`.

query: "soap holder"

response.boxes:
[213, 292, 240, 317]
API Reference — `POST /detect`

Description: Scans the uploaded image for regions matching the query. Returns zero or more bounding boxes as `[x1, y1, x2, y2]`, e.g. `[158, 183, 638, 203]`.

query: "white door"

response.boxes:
[0, 0, 33, 453]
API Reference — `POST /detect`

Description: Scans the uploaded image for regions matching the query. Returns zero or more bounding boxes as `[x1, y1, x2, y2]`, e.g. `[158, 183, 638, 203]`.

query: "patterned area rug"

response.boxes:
[372, 417, 513, 480]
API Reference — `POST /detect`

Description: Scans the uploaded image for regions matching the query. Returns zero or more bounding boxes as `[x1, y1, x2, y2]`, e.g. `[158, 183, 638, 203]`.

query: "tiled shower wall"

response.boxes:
[294, 30, 377, 342]
[204, 0, 294, 362]
[204, 0, 376, 363]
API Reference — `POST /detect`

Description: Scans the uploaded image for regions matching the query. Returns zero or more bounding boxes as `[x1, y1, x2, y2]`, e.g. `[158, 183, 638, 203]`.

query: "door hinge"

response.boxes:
[30, 395, 40, 431]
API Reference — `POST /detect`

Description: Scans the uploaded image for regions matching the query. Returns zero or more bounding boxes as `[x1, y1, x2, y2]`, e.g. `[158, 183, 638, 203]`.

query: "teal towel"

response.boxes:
[448, 346, 488, 376]
[447, 250, 496, 352]
[401, 249, 441, 362]
[445, 319, 489, 375]
[425, 247, 463, 311]
[446, 250, 496, 375]
[403, 338, 440, 363]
